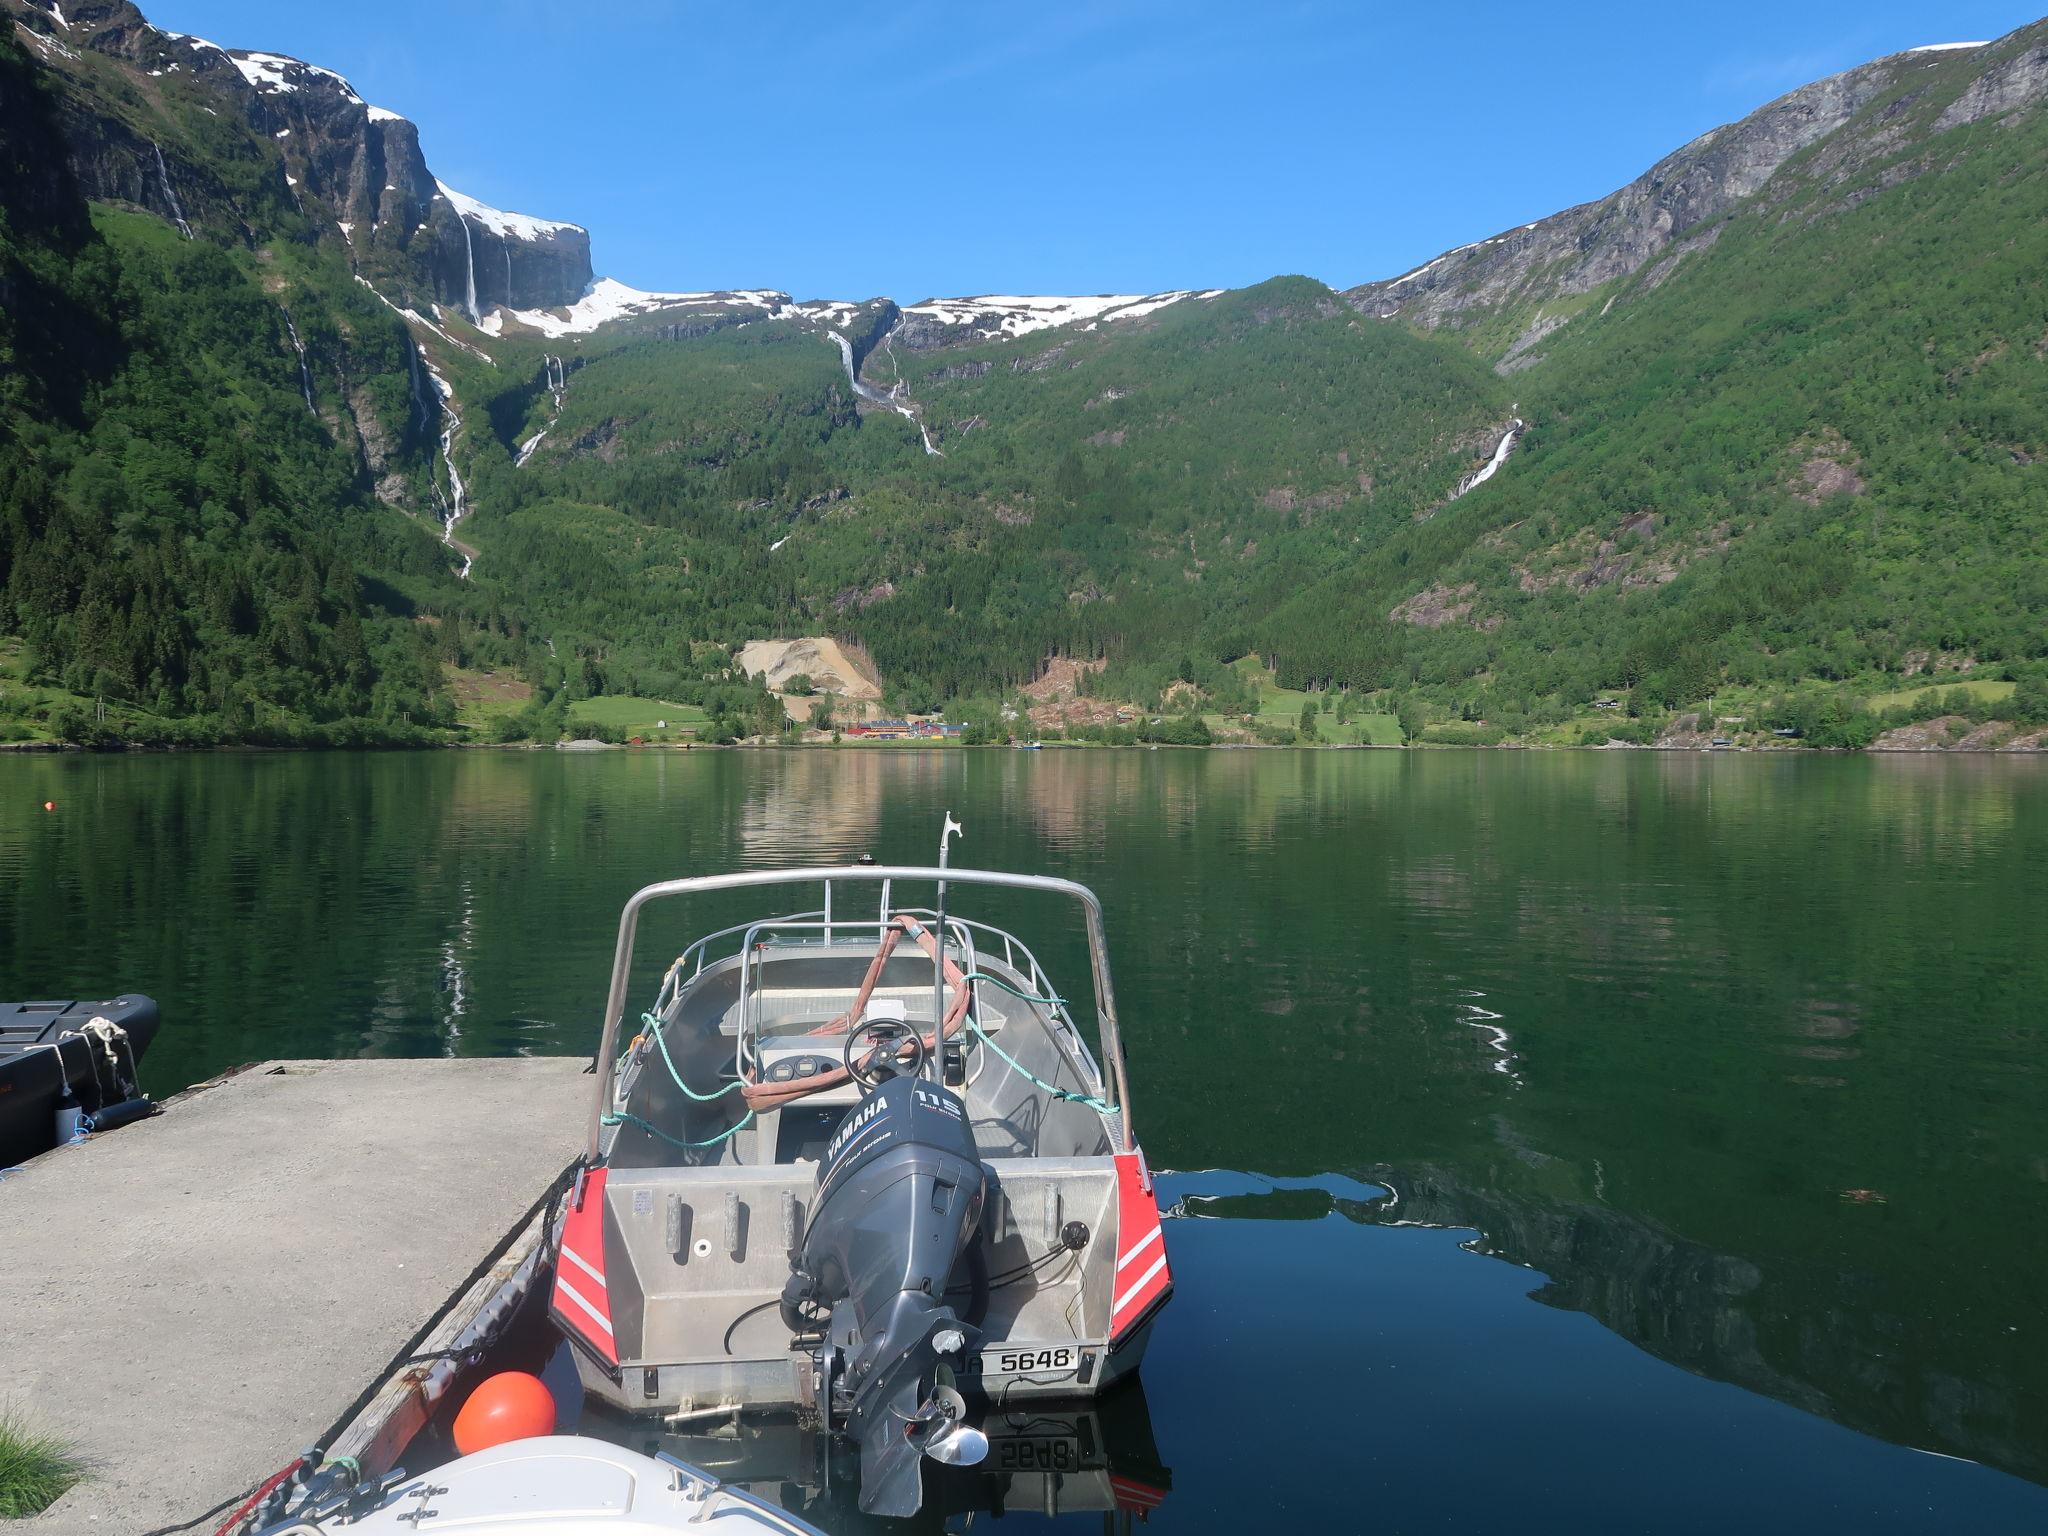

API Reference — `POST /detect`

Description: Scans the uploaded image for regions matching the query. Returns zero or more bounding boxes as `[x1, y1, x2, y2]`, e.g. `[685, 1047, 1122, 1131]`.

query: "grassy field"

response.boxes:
[1204, 657, 1402, 744]
[1866, 677, 2016, 712]
[447, 667, 536, 732]
[0, 639, 51, 741]
[0, 637, 184, 743]
[568, 696, 712, 738]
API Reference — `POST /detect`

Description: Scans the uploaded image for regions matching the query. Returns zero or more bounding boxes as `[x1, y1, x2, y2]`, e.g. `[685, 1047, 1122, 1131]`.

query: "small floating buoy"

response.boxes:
[452, 1371, 556, 1454]
[43, 801, 55, 812]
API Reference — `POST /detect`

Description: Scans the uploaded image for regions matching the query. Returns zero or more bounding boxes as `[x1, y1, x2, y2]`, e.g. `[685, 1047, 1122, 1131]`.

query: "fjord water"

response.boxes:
[4, 750, 2046, 1531]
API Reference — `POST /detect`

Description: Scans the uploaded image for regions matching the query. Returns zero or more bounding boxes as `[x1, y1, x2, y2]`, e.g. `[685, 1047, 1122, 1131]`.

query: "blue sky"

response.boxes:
[147, 0, 2041, 300]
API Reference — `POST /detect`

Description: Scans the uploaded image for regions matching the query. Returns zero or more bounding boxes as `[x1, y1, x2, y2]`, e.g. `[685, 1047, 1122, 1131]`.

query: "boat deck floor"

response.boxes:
[0, 1056, 590, 1535]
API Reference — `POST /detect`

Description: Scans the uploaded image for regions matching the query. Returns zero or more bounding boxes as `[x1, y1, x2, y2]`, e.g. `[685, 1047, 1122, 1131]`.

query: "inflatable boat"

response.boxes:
[0, 995, 159, 1166]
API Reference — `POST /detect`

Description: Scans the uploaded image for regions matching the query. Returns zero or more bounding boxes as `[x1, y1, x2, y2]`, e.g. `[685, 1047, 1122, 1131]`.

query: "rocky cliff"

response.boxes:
[4, 0, 591, 313]
[1344, 26, 2048, 370]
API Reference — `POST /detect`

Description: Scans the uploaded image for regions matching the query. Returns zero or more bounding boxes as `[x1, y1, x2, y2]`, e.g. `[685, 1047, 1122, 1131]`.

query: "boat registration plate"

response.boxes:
[978, 1344, 1077, 1377]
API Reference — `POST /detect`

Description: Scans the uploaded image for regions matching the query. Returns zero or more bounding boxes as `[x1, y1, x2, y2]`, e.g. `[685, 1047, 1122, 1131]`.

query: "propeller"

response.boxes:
[911, 1385, 988, 1468]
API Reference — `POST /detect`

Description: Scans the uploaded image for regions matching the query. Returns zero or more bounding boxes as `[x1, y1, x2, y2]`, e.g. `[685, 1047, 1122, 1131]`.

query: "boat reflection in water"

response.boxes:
[582, 1381, 1171, 1534]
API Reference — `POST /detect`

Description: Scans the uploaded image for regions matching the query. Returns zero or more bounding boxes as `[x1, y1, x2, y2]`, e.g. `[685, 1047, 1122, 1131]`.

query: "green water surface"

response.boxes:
[3, 749, 2044, 1529]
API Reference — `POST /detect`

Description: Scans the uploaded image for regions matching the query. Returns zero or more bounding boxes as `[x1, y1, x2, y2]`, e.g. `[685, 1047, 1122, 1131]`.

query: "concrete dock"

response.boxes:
[0, 1057, 592, 1535]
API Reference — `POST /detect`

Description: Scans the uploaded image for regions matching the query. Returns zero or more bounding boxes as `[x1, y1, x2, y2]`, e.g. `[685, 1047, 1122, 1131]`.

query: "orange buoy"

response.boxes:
[451, 1371, 556, 1455]
[43, 801, 55, 811]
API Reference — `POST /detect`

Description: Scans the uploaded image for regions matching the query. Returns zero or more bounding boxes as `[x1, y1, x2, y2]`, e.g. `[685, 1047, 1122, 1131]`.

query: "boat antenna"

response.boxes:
[932, 814, 962, 1084]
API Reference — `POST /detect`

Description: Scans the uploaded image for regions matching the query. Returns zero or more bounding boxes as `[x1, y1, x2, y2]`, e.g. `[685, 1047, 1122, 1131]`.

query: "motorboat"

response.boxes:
[254, 1437, 828, 1534]
[549, 826, 1172, 1516]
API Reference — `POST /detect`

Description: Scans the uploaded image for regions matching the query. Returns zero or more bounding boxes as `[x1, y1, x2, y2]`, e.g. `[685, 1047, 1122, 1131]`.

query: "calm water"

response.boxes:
[4, 749, 2046, 1532]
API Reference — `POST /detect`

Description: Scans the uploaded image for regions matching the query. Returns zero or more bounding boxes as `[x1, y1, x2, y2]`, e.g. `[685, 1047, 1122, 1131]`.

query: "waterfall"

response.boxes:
[826, 328, 941, 457]
[1452, 418, 1525, 500]
[279, 308, 315, 414]
[454, 212, 478, 321]
[423, 350, 474, 578]
[503, 246, 513, 309]
[518, 355, 569, 467]
[151, 143, 192, 239]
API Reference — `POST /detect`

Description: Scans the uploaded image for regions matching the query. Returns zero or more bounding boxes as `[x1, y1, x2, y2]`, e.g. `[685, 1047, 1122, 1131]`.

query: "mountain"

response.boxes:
[10, 1, 591, 313]
[1342, 38, 2047, 373]
[2, 0, 2045, 748]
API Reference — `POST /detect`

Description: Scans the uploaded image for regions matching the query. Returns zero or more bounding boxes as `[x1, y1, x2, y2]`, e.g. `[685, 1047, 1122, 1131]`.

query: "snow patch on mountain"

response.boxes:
[477, 286, 1224, 343]
[1908, 41, 1989, 53]
[22, 26, 78, 62]
[434, 181, 584, 241]
[229, 50, 365, 105]
[352, 276, 490, 360]
[786, 300, 865, 328]
[366, 105, 406, 123]
[1082, 290, 1225, 327]
[903, 294, 1157, 338]
[887, 289, 1223, 341]
[479, 277, 788, 338]
[158, 31, 226, 56]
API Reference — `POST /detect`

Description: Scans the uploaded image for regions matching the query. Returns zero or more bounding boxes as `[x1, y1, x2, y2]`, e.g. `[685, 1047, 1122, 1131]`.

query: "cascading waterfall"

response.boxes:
[422, 349, 474, 578]
[151, 143, 192, 239]
[827, 328, 941, 457]
[455, 211, 479, 321]
[279, 308, 315, 414]
[516, 354, 570, 468]
[1452, 417, 1525, 500]
[503, 247, 513, 309]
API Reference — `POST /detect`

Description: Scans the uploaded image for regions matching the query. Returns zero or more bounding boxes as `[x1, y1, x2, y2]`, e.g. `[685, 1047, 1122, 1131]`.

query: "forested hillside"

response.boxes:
[476, 278, 1510, 707]
[3, 0, 2045, 748]
[1265, 35, 2048, 721]
[0, 26, 476, 743]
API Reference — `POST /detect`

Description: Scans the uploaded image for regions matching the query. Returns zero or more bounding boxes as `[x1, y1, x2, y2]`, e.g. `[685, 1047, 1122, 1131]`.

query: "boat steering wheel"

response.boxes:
[844, 1016, 928, 1088]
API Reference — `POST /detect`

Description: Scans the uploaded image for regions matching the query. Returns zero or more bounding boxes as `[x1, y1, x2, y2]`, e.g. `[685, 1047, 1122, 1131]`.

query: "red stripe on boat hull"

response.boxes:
[549, 1167, 618, 1366]
[1109, 1148, 1171, 1343]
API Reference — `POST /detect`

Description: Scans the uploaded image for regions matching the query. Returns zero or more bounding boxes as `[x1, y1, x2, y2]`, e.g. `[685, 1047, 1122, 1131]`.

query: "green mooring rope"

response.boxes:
[955, 971, 1112, 1114]
[641, 1010, 745, 1101]
[603, 1107, 755, 1150]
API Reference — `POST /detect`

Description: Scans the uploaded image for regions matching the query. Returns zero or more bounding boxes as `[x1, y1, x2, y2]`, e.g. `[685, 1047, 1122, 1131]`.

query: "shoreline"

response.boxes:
[4, 738, 2044, 757]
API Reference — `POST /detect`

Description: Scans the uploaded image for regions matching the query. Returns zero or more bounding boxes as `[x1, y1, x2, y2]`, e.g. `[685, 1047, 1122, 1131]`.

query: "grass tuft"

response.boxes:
[0, 1413, 84, 1518]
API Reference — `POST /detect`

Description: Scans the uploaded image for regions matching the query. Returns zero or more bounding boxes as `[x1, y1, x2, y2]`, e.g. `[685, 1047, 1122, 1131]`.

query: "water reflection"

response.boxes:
[4, 750, 2045, 1519]
[1178, 1164, 2045, 1489]
[583, 1386, 1171, 1534]
[1153, 1171, 2048, 1530]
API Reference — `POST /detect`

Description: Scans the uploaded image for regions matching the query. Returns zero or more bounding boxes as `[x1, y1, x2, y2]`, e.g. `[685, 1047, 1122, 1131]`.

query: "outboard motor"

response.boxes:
[781, 1054, 989, 1517]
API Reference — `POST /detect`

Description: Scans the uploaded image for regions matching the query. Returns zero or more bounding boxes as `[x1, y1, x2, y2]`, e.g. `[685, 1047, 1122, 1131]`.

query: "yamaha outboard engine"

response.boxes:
[781, 1069, 989, 1516]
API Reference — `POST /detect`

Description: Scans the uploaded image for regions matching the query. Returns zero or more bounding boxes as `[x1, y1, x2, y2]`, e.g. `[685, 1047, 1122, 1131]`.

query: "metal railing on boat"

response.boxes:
[709, 914, 1108, 1103]
[591, 866, 1134, 1159]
